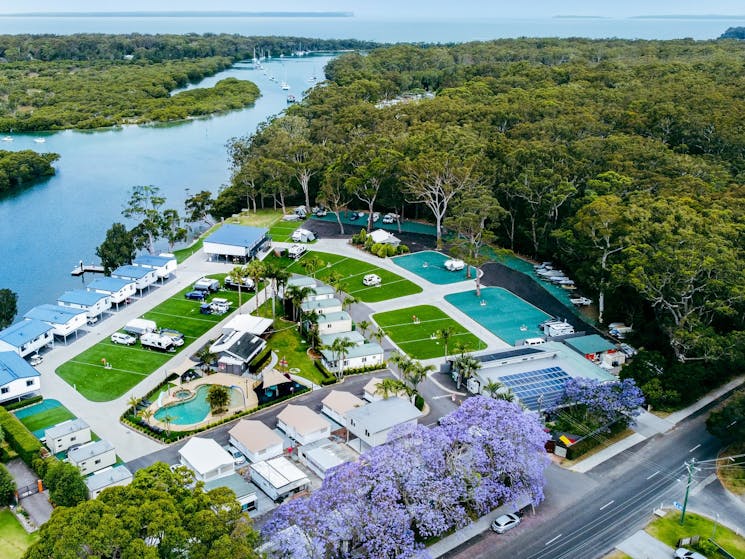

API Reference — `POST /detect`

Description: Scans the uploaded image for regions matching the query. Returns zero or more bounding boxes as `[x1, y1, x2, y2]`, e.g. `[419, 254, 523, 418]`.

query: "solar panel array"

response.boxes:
[499, 366, 571, 411]
[477, 347, 543, 362]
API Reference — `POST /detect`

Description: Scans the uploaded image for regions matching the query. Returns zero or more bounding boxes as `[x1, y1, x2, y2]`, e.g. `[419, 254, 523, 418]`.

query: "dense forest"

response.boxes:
[217, 38, 745, 409]
[0, 33, 380, 131]
[0, 149, 58, 193]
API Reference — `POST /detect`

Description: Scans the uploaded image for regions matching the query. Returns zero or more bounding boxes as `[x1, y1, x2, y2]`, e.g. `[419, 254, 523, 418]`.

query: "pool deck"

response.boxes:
[147, 373, 260, 432]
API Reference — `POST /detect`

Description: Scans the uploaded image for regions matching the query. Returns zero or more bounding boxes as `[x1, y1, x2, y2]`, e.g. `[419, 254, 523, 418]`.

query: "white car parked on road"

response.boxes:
[111, 332, 137, 346]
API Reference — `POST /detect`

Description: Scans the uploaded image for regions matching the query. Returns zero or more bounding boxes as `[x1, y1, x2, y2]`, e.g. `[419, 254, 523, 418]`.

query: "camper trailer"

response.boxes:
[140, 333, 175, 352]
[123, 319, 157, 336]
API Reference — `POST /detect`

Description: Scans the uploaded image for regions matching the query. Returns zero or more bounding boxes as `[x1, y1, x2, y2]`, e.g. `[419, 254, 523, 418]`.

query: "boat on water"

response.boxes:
[287, 94, 296, 103]
[33, 138, 46, 143]
[1, 136, 12, 142]
[281, 82, 290, 90]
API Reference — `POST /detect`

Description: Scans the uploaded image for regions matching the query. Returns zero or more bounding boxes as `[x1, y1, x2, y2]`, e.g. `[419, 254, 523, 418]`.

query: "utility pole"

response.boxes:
[680, 459, 697, 525]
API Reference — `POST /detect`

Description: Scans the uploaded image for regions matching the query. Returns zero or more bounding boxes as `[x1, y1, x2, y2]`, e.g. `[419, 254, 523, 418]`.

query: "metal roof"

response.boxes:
[68, 440, 114, 463]
[319, 331, 365, 348]
[87, 277, 135, 292]
[25, 304, 87, 324]
[321, 342, 384, 361]
[477, 347, 543, 362]
[204, 473, 258, 500]
[204, 224, 268, 249]
[179, 437, 234, 474]
[0, 320, 54, 348]
[345, 397, 420, 434]
[112, 265, 153, 279]
[317, 311, 351, 323]
[0, 351, 40, 385]
[45, 418, 89, 439]
[564, 334, 617, 355]
[499, 366, 572, 411]
[57, 289, 109, 306]
[133, 254, 175, 267]
[84, 465, 133, 492]
[300, 298, 342, 312]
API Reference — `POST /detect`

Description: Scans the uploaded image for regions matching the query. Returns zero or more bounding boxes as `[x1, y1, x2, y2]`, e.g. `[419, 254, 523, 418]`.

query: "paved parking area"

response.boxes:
[5, 458, 53, 529]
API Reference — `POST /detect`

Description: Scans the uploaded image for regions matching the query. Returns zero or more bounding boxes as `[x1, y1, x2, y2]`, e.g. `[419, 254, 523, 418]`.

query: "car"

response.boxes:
[29, 354, 43, 366]
[349, 211, 360, 221]
[315, 208, 327, 217]
[674, 549, 707, 559]
[382, 213, 399, 224]
[372, 212, 380, 222]
[224, 445, 246, 466]
[491, 513, 521, 534]
[362, 273, 382, 287]
[87, 316, 99, 325]
[111, 332, 137, 346]
[618, 343, 638, 357]
[160, 329, 185, 347]
[185, 290, 207, 300]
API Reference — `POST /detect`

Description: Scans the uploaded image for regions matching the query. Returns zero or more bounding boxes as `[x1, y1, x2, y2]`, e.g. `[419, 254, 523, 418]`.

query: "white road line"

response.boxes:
[689, 444, 701, 453]
[545, 534, 562, 546]
[599, 500, 614, 510]
[432, 394, 455, 400]
[646, 471, 660, 480]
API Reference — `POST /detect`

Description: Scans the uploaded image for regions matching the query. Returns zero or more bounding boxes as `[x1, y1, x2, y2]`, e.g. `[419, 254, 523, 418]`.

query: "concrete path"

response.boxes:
[617, 530, 675, 559]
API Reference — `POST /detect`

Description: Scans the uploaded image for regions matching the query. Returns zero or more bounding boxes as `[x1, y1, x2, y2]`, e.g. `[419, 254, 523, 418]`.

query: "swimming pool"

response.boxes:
[393, 251, 476, 285]
[445, 287, 551, 345]
[154, 385, 243, 426]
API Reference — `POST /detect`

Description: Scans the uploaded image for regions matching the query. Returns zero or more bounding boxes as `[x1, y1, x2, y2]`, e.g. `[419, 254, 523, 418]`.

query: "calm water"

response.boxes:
[0, 55, 333, 314]
[154, 384, 242, 425]
[0, 15, 741, 41]
[1, 14, 742, 315]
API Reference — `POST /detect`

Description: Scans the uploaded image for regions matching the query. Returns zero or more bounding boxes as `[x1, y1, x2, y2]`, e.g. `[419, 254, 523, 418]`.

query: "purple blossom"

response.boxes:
[556, 377, 645, 426]
[262, 396, 549, 557]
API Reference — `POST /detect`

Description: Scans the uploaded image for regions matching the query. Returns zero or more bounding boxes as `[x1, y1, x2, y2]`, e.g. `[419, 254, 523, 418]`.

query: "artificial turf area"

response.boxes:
[56, 273, 252, 402]
[265, 250, 422, 303]
[372, 305, 484, 359]
[268, 220, 302, 243]
[16, 403, 75, 437]
[0, 510, 38, 559]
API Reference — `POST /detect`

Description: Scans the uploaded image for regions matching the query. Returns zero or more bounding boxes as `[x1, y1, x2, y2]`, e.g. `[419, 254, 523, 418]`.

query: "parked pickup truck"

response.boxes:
[140, 333, 175, 352]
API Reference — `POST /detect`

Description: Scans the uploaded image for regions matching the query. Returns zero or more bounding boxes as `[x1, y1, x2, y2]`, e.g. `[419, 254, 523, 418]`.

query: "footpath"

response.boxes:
[428, 374, 745, 558]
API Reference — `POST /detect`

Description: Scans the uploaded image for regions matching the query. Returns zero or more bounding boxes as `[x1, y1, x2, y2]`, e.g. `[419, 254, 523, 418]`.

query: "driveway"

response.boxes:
[5, 458, 53, 529]
[617, 530, 675, 559]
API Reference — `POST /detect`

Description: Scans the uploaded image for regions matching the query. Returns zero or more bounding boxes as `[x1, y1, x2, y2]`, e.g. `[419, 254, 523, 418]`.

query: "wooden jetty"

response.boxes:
[71, 264, 105, 276]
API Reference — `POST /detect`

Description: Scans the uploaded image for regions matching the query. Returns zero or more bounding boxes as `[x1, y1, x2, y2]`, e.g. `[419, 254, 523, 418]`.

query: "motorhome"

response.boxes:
[288, 244, 307, 259]
[194, 278, 220, 292]
[140, 333, 175, 352]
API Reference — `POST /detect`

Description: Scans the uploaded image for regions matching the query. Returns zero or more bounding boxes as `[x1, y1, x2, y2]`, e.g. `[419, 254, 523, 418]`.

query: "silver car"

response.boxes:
[491, 513, 521, 534]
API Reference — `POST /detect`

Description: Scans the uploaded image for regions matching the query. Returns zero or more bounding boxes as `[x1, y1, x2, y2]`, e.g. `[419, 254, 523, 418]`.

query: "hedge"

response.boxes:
[561, 420, 627, 460]
[249, 348, 273, 374]
[0, 407, 44, 476]
[2, 395, 43, 411]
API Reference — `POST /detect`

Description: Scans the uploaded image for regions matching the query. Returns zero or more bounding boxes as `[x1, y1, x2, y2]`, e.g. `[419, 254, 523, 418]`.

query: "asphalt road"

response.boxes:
[444, 406, 745, 559]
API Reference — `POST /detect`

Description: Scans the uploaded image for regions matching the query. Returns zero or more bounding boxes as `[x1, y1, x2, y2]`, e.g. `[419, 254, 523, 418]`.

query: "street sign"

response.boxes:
[673, 501, 683, 511]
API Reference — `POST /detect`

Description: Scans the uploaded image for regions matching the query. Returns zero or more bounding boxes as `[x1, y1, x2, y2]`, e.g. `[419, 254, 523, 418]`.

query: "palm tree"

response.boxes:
[302, 255, 325, 278]
[273, 267, 290, 312]
[207, 385, 230, 414]
[328, 336, 356, 380]
[357, 320, 371, 336]
[452, 340, 469, 359]
[388, 351, 414, 378]
[326, 271, 345, 293]
[140, 408, 153, 425]
[245, 259, 266, 308]
[343, 295, 359, 312]
[436, 326, 456, 358]
[375, 378, 407, 400]
[228, 264, 250, 311]
[453, 353, 481, 390]
[483, 379, 505, 399]
[285, 285, 317, 321]
[370, 329, 385, 344]
[402, 361, 433, 400]
[127, 395, 140, 413]
[162, 413, 174, 436]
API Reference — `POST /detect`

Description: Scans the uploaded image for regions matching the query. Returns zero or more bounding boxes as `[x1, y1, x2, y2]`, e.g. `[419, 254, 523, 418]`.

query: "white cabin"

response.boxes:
[68, 440, 116, 475]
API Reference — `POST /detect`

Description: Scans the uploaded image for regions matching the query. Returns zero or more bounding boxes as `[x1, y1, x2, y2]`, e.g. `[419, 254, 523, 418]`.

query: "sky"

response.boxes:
[1, 1, 745, 19]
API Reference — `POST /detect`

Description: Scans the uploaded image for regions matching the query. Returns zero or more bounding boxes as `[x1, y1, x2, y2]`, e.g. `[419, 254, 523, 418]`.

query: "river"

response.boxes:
[0, 55, 334, 315]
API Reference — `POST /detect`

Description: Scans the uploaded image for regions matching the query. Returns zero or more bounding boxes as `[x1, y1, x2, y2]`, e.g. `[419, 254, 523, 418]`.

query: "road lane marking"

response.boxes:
[689, 444, 701, 452]
[646, 471, 660, 480]
[599, 500, 614, 510]
[545, 534, 562, 546]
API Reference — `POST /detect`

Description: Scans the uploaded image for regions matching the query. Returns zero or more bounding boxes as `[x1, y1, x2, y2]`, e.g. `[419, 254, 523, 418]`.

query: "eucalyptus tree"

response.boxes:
[318, 162, 353, 234]
[122, 184, 166, 254]
[183, 190, 215, 226]
[0, 288, 18, 329]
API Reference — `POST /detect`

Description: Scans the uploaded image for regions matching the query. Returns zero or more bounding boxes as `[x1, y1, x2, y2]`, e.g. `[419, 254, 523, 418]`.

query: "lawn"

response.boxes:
[372, 305, 484, 359]
[265, 250, 422, 303]
[0, 510, 38, 559]
[268, 220, 302, 243]
[254, 299, 328, 386]
[646, 512, 745, 559]
[56, 273, 253, 402]
[719, 442, 745, 495]
[17, 405, 75, 435]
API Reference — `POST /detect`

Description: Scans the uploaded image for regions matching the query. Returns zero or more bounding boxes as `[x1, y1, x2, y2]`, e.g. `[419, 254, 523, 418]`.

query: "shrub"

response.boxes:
[414, 394, 425, 411]
[397, 244, 409, 255]
[371, 242, 383, 255]
[249, 348, 272, 373]
[385, 244, 397, 257]
[0, 407, 44, 475]
[2, 395, 43, 411]
[0, 463, 16, 505]
[364, 237, 374, 250]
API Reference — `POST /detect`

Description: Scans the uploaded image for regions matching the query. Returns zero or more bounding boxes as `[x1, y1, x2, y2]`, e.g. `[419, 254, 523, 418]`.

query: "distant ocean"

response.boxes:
[0, 15, 743, 41]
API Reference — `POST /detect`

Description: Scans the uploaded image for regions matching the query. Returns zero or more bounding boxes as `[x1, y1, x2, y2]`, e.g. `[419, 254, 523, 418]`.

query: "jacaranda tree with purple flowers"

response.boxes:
[554, 377, 645, 430]
[261, 396, 549, 558]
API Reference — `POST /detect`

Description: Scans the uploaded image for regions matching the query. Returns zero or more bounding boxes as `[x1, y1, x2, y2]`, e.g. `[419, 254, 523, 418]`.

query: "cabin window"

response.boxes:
[0, 387, 8, 394]
[94, 459, 101, 465]
[26, 380, 34, 386]
[70, 436, 76, 441]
